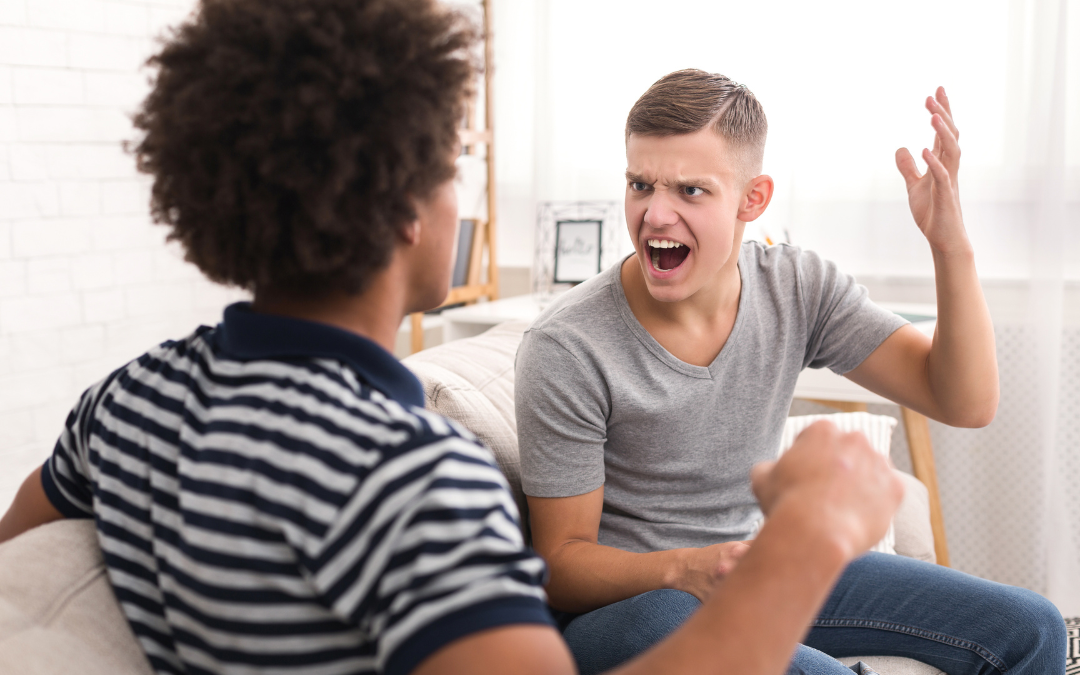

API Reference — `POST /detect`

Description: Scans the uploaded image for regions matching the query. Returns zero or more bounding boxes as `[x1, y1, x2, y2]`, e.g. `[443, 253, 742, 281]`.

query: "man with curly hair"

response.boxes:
[0, 1, 904, 674]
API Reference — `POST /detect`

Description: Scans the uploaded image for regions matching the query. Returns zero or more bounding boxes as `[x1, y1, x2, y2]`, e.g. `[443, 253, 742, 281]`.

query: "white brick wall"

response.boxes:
[0, 0, 246, 514]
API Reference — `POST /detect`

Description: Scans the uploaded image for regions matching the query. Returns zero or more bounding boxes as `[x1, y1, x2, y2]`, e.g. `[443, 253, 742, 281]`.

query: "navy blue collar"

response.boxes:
[216, 302, 424, 409]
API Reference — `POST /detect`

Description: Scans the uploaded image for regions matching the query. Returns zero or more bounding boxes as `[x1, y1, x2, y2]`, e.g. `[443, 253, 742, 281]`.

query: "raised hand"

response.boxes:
[895, 87, 971, 256]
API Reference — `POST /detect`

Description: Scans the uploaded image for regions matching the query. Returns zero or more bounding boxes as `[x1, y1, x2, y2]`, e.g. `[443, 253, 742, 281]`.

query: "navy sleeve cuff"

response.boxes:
[384, 596, 555, 675]
[40, 461, 93, 519]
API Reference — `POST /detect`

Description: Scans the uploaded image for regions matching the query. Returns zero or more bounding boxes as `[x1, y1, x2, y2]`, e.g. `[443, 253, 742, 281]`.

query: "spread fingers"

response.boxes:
[931, 113, 961, 169]
[926, 90, 959, 141]
[895, 147, 921, 189]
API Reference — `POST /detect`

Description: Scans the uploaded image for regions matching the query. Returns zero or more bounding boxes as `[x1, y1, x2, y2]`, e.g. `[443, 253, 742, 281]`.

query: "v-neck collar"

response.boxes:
[610, 246, 751, 379]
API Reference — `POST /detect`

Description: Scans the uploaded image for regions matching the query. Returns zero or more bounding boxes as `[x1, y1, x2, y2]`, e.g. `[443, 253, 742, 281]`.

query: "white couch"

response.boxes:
[0, 320, 945, 675]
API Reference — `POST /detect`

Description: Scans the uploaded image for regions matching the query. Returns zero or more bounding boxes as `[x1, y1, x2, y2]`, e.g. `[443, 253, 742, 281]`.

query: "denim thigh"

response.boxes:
[561, 589, 854, 675]
[805, 552, 1067, 675]
[559, 553, 1067, 675]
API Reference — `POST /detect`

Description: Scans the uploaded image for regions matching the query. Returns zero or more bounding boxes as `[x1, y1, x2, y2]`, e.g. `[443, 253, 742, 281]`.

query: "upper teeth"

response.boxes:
[648, 239, 683, 249]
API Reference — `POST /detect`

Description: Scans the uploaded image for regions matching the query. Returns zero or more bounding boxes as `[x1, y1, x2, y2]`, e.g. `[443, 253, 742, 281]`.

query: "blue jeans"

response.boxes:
[561, 553, 1066, 675]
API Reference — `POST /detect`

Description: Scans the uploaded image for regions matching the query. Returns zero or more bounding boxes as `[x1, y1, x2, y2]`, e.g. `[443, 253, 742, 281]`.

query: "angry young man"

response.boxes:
[517, 69, 1066, 675]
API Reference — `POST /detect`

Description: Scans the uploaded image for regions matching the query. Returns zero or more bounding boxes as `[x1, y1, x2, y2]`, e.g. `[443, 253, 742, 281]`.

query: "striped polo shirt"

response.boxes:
[42, 302, 552, 675]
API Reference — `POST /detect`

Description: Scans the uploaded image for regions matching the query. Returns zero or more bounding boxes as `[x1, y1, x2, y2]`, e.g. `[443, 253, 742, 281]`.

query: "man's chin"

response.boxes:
[645, 282, 692, 304]
[407, 284, 451, 316]
[638, 257, 695, 301]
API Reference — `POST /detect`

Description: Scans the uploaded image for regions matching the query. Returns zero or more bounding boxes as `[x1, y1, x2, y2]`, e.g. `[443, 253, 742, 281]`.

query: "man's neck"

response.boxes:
[251, 263, 411, 355]
[620, 245, 743, 368]
[621, 251, 742, 328]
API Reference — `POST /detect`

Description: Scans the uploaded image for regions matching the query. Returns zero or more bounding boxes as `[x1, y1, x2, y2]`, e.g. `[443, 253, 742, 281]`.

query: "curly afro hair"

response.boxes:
[131, 0, 478, 294]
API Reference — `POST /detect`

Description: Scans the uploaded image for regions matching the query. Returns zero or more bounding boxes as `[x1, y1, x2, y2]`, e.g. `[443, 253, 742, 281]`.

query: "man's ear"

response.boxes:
[737, 174, 774, 223]
[400, 216, 421, 246]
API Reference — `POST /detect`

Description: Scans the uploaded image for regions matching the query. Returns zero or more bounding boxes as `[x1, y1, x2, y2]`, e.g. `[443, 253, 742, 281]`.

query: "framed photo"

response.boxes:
[534, 201, 620, 300]
[554, 220, 602, 284]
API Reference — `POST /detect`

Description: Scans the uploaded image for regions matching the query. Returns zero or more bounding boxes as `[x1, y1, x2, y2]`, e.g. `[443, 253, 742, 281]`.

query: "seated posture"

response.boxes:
[0, 2, 910, 674]
[517, 70, 1067, 675]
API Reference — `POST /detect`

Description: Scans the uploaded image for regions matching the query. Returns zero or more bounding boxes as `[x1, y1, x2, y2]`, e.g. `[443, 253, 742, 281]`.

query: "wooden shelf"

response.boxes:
[409, 0, 498, 354]
[458, 129, 492, 146]
[443, 283, 498, 305]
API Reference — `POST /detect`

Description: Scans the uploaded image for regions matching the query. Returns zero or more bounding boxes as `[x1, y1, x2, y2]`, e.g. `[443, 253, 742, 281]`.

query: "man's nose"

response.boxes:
[644, 189, 678, 228]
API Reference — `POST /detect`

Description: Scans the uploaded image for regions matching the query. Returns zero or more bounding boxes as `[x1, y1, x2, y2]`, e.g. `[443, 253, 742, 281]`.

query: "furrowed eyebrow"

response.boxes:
[673, 177, 720, 189]
[624, 172, 721, 190]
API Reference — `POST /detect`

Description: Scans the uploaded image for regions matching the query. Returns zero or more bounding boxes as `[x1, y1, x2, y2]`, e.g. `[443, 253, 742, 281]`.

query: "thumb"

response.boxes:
[895, 147, 921, 189]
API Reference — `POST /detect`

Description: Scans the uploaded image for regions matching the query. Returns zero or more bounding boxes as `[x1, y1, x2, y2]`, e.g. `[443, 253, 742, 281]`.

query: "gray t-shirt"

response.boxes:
[516, 242, 907, 553]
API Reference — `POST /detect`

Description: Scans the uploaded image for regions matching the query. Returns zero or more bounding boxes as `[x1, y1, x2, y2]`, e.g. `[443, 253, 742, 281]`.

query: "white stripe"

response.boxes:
[179, 490, 325, 551]
[180, 458, 339, 526]
[315, 438, 496, 606]
[177, 637, 373, 675]
[377, 577, 546, 668]
[147, 338, 415, 446]
[194, 412, 381, 481]
[172, 524, 296, 563]
[382, 532, 532, 604]
[166, 584, 334, 623]
[164, 604, 363, 654]
[399, 557, 548, 611]
[124, 357, 397, 466]
[389, 501, 521, 556]
[149, 544, 314, 595]
[111, 572, 168, 621]
[99, 532, 158, 573]
[187, 337, 407, 430]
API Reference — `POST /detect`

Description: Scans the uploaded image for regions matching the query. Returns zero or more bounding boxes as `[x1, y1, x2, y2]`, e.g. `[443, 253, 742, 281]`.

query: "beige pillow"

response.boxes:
[0, 519, 152, 675]
[780, 412, 899, 554]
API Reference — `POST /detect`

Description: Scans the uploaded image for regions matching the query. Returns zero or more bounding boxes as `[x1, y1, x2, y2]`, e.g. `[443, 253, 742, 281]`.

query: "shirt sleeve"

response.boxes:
[514, 327, 610, 498]
[796, 248, 909, 375]
[41, 385, 100, 518]
[302, 428, 553, 675]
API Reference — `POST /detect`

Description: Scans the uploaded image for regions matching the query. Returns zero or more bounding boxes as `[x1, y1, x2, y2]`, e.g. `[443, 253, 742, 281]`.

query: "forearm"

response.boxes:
[0, 467, 64, 545]
[928, 247, 999, 426]
[545, 539, 693, 613]
[612, 502, 850, 675]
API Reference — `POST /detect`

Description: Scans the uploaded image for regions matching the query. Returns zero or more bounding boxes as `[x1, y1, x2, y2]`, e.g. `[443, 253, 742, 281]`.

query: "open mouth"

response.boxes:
[647, 238, 690, 272]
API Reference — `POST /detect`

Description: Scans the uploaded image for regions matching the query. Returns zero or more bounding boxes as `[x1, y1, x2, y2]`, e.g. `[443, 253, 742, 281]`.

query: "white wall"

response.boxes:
[0, 0, 245, 511]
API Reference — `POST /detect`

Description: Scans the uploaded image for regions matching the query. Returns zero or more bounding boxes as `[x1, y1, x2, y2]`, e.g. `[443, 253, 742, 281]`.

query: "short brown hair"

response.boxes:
[131, 0, 478, 295]
[625, 69, 768, 179]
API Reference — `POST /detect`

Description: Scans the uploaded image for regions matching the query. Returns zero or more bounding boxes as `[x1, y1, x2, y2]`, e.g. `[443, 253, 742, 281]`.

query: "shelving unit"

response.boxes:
[408, 0, 498, 353]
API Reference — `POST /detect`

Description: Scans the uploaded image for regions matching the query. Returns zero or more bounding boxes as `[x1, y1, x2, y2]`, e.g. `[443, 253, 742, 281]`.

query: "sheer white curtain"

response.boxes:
[504, 0, 1080, 614]
[1024, 0, 1080, 617]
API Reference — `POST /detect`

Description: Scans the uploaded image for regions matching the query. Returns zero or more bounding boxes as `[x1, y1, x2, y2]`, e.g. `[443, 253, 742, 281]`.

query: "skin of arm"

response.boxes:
[414, 421, 903, 675]
[0, 466, 64, 545]
[529, 488, 750, 612]
[845, 88, 998, 428]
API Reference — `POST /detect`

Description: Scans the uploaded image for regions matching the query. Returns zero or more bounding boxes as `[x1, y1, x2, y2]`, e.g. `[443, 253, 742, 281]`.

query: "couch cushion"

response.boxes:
[781, 412, 899, 555]
[838, 655, 947, 675]
[783, 413, 936, 564]
[0, 519, 151, 675]
[892, 471, 935, 564]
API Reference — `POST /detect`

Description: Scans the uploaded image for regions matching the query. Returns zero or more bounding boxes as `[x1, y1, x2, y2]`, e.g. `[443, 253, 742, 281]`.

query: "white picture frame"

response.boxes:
[554, 220, 602, 284]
